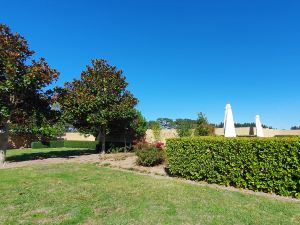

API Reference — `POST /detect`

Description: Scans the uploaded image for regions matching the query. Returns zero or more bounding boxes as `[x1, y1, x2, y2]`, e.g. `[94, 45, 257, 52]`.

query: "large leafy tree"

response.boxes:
[58, 59, 138, 153]
[0, 24, 59, 164]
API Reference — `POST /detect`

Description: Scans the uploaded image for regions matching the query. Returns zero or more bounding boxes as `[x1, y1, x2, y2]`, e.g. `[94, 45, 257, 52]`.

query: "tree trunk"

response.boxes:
[0, 122, 9, 166]
[98, 126, 106, 154]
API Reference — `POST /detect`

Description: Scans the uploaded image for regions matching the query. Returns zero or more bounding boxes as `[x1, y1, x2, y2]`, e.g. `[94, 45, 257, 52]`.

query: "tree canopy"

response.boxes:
[0, 24, 59, 164]
[57, 59, 140, 153]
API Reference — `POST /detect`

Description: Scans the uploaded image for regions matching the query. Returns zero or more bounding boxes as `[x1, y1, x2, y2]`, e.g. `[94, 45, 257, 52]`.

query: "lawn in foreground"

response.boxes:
[0, 164, 299, 225]
[6, 148, 96, 162]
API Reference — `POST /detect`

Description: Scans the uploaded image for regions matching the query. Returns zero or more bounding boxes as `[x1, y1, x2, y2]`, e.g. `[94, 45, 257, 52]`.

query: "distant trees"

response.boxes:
[214, 122, 273, 129]
[0, 24, 59, 165]
[147, 113, 214, 137]
[156, 118, 176, 129]
[57, 59, 144, 154]
[176, 119, 195, 137]
[291, 126, 300, 130]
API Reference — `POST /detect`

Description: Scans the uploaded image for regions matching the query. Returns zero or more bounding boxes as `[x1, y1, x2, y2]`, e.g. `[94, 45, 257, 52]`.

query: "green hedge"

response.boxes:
[166, 137, 300, 197]
[31, 140, 98, 149]
[64, 140, 98, 149]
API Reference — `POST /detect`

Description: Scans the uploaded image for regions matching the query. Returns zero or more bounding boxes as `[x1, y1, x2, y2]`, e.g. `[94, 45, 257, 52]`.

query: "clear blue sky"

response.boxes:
[1, 0, 300, 129]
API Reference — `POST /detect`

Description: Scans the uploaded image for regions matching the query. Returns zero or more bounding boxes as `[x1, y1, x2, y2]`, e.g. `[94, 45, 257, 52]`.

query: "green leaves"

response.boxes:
[57, 59, 141, 152]
[0, 24, 59, 128]
[166, 137, 300, 197]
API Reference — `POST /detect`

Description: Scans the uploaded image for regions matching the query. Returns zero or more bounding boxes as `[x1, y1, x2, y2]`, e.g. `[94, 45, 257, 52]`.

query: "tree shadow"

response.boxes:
[6, 148, 97, 162]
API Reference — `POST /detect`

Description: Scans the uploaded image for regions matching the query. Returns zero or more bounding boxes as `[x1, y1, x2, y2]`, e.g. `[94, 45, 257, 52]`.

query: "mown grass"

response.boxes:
[0, 163, 299, 225]
[6, 148, 96, 162]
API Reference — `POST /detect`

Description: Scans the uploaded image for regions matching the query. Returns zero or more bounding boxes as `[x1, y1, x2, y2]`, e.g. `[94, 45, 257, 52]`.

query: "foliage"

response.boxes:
[106, 142, 130, 153]
[9, 112, 65, 140]
[31, 140, 98, 149]
[157, 118, 176, 129]
[0, 23, 59, 127]
[166, 137, 300, 197]
[57, 59, 138, 153]
[128, 110, 147, 140]
[136, 148, 165, 167]
[134, 140, 165, 166]
[194, 112, 214, 136]
[175, 119, 194, 137]
[0, 24, 59, 164]
[151, 121, 161, 141]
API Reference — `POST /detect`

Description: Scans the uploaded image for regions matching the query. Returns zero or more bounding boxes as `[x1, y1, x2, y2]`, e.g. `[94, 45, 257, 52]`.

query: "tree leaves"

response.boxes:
[166, 137, 300, 197]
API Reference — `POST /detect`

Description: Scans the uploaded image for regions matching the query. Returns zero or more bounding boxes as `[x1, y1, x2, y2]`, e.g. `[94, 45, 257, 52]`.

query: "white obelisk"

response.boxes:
[224, 103, 236, 137]
[255, 115, 264, 137]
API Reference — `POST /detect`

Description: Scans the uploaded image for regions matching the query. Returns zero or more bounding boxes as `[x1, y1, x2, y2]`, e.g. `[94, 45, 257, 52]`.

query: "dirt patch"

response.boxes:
[1, 152, 167, 176]
[99, 153, 167, 176]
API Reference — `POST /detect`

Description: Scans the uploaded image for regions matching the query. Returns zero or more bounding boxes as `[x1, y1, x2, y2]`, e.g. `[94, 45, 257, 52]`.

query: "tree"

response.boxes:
[291, 126, 300, 130]
[151, 121, 161, 142]
[58, 59, 138, 154]
[0, 24, 59, 164]
[194, 112, 214, 136]
[107, 109, 147, 149]
[156, 118, 176, 129]
[129, 110, 147, 140]
[175, 119, 197, 137]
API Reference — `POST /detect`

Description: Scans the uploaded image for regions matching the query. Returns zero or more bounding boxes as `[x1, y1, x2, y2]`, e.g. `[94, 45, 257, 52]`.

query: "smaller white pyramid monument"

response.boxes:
[255, 115, 264, 137]
[224, 103, 236, 137]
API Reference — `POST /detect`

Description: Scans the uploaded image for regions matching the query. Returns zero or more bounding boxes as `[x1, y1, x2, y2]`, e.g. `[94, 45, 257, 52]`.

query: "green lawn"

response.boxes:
[0, 163, 299, 225]
[6, 148, 96, 162]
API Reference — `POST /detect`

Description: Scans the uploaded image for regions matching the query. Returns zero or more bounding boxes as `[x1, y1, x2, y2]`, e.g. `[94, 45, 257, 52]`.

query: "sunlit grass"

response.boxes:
[0, 163, 299, 225]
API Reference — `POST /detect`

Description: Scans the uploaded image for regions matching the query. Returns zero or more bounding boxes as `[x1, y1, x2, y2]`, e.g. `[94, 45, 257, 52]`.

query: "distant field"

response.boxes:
[0, 163, 299, 225]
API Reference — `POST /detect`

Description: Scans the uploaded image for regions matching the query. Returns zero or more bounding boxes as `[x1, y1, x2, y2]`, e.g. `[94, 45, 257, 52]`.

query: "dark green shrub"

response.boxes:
[136, 148, 165, 167]
[31, 141, 50, 149]
[49, 140, 64, 148]
[64, 140, 98, 149]
[166, 137, 300, 197]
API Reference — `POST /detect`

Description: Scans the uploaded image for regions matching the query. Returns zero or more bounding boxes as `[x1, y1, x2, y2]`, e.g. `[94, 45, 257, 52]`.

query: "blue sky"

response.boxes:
[1, 0, 300, 129]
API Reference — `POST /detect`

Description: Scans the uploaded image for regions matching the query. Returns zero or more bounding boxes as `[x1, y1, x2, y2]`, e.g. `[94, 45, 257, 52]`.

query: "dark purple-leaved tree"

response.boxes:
[0, 24, 59, 165]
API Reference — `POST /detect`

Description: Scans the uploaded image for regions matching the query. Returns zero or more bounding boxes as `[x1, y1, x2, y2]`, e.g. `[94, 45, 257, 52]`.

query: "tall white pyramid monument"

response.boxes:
[255, 115, 264, 137]
[224, 103, 236, 137]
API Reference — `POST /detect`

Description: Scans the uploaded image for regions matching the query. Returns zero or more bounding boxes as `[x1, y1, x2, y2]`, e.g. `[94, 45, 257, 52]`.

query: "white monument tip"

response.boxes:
[224, 103, 236, 137]
[256, 115, 264, 137]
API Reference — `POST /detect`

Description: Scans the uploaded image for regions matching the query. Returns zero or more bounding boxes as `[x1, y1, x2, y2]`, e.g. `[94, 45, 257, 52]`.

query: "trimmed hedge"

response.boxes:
[166, 137, 300, 197]
[64, 140, 98, 149]
[31, 140, 98, 149]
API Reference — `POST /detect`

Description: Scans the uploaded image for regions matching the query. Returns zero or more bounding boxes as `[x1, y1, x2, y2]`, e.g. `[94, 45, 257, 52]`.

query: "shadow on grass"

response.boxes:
[6, 149, 98, 162]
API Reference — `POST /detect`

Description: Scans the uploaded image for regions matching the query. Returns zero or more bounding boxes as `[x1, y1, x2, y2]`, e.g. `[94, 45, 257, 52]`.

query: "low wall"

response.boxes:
[6, 127, 300, 149]
[63, 128, 300, 144]
[215, 128, 300, 137]
[62, 133, 96, 141]
[145, 129, 178, 143]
